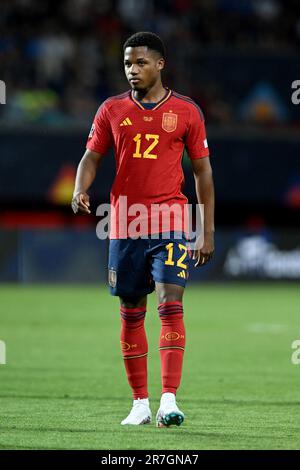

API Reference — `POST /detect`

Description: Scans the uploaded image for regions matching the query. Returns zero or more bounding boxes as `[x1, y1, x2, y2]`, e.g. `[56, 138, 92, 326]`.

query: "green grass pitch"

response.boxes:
[1, 283, 300, 450]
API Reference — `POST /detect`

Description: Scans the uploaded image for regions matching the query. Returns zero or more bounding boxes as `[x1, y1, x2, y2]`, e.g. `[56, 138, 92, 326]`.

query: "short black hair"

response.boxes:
[123, 32, 166, 58]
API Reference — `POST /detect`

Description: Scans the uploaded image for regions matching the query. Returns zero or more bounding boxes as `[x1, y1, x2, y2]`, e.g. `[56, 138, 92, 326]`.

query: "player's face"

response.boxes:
[124, 46, 164, 91]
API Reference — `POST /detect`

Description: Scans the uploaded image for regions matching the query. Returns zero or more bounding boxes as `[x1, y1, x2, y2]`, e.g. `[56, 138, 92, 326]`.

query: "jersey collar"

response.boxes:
[130, 88, 172, 111]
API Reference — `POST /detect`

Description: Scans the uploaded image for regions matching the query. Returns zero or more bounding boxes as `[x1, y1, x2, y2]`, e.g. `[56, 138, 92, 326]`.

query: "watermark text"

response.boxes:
[0, 340, 6, 364]
[291, 340, 300, 365]
[0, 80, 6, 104]
[95, 198, 205, 249]
[291, 80, 300, 105]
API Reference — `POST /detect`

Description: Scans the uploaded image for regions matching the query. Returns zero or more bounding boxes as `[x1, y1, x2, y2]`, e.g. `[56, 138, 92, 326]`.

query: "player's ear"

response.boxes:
[157, 58, 165, 71]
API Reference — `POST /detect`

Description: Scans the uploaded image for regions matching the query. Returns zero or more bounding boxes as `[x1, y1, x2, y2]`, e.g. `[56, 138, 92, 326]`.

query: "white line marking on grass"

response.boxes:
[246, 323, 288, 334]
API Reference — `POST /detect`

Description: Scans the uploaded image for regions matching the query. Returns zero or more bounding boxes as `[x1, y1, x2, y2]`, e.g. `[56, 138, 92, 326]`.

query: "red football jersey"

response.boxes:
[86, 88, 209, 238]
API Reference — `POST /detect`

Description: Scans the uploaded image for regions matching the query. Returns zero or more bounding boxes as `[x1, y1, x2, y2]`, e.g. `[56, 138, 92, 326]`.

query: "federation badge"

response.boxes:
[162, 112, 177, 132]
[120, 341, 131, 351]
[165, 332, 180, 341]
[108, 268, 117, 288]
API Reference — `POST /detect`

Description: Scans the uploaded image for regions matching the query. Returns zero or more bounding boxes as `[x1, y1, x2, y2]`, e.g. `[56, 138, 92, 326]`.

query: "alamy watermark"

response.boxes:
[95, 198, 205, 249]
[291, 80, 300, 105]
[0, 80, 6, 104]
[0, 340, 6, 365]
[291, 340, 300, 365]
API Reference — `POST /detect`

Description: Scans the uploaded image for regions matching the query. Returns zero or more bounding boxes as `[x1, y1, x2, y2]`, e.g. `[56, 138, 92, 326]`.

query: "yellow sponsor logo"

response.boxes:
[120, 117, 132, 126]
[177, 270, 186, 279]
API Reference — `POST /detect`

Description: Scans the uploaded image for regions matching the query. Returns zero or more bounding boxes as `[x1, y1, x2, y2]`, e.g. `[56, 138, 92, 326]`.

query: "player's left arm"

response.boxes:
[185, 104, 215, 266]
[190, 157, 215, 267]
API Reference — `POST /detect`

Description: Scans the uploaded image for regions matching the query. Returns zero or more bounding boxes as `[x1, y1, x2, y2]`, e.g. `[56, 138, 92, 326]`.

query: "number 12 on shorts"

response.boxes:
[165, 243, 188, 269]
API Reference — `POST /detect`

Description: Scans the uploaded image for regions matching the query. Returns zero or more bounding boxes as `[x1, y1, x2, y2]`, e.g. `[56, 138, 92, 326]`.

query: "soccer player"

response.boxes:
[72, 32, 215, 427]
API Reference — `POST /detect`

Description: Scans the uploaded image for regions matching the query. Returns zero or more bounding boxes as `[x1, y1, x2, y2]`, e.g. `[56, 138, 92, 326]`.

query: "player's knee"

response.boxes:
[158, 294, 182, 304]
[120, 296, 147, 309]
[156, 284, 184, 305]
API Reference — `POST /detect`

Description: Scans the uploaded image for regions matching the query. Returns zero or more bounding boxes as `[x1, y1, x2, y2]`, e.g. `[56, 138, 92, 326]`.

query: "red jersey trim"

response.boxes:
[172, 91, 205, 121]
[189, 153, 210, 160]
[107, 90, 131, 102]
[130, 88, 172, 111]
[95, 91, 130, 118]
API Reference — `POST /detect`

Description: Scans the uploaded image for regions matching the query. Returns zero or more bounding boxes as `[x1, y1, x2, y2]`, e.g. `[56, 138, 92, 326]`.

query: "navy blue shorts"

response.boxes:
[108, 232, 190, 297]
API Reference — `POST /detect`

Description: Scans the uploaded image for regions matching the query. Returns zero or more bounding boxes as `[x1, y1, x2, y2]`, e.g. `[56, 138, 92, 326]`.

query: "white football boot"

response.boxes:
[156, 393, 185, 427]
[121, 398, 152, 425]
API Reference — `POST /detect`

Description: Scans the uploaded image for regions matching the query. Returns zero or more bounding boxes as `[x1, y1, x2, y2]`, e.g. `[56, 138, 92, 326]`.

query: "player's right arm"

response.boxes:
[72, 101, 112, 214]
[71, 149, 105, 214]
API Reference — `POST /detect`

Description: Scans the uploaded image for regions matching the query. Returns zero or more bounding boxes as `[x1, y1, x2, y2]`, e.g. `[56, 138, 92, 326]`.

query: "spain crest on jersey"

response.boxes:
[162, 112, 177, 132]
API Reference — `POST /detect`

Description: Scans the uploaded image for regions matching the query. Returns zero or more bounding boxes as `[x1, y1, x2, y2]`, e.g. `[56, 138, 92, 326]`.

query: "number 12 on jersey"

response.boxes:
[133, 134, 159, 159]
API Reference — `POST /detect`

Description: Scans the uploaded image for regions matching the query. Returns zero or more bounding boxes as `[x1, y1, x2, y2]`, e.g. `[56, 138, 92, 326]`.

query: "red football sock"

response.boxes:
[120, 306, 148, 400]
[158, 301, 186, 395]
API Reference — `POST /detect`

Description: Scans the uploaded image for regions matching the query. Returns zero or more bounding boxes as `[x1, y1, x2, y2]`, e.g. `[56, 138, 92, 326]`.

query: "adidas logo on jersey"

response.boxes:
[177, 270, 187, 279]
[120, 117, 132, 126]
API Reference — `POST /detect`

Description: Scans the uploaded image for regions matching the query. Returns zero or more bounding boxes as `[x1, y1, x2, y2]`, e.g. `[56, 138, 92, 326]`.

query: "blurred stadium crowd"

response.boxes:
[0, 0, 299, 284]
[1, 0, 300, 127]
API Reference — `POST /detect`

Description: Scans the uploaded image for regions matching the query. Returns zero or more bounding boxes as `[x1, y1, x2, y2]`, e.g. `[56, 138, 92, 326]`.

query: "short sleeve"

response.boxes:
[86, 102, 112, 155]
[185, 104, 209, 159]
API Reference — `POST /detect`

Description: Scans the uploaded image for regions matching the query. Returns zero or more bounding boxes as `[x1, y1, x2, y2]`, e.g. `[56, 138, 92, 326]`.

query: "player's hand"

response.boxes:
[71, 192, 91, 214]
[192, 231, 214, 267]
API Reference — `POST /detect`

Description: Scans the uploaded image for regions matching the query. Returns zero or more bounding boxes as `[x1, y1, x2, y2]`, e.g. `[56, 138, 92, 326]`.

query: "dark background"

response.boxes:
[0, 0, 299, 281]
